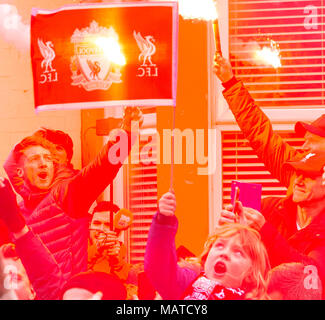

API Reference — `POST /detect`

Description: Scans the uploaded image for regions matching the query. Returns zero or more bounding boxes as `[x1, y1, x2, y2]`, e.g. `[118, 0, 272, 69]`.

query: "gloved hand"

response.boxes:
[0, 178, 26, 233]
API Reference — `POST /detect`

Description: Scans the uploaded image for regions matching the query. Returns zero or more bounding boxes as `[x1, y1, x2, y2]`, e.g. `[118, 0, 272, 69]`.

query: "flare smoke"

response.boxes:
[0, 4, 30, 52]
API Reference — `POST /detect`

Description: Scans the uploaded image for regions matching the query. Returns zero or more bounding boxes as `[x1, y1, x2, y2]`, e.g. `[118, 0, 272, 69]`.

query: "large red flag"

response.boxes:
[31, 2, 178, 112]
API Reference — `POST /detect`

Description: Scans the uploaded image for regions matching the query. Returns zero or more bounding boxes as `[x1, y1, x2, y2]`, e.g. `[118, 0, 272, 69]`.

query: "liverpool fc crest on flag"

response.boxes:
[70, 21, 123, 91]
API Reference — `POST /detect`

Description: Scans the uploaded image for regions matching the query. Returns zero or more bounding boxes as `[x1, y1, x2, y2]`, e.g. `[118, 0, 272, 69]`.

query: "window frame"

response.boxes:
[208, 0, 324, 231]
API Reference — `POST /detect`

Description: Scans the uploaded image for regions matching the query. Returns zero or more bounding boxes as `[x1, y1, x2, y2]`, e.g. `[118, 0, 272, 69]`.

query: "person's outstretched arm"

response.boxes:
[214, 55, 304, 188]
[0, 178, 64, 300]
[59, 107, 143, 219]
[144, 191, 198, 300]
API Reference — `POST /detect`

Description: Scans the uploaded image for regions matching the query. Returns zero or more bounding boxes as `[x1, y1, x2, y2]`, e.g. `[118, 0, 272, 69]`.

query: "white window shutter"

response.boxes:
[222, 131, 304, 207]
[229, 0, 325, 108]
[127, 118, 158, 264]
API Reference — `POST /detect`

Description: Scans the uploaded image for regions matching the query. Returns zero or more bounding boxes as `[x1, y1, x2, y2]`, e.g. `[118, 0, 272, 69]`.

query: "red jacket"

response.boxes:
[223, 78, 307, 191]
[5, 132, 134, 281]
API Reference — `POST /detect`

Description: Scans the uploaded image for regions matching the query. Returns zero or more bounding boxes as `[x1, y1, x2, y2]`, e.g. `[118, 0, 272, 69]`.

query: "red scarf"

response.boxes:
[182, 275, 245, 300]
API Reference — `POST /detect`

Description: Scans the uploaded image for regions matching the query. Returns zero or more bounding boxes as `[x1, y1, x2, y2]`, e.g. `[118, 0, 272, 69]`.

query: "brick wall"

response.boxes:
[0, 0, 81, 177]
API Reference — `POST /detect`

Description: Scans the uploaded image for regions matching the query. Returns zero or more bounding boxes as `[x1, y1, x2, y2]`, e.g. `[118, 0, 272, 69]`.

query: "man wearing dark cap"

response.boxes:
[261, 151, 325, 230]
[221, 151, 325, 298]
[214, 55, 325, 193]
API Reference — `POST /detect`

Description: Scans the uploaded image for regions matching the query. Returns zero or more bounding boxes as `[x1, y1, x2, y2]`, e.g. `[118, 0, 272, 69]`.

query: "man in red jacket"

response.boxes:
[220, 151, 325, 298]
[2, 107, 142, 282]
[214, 55, 325, 192]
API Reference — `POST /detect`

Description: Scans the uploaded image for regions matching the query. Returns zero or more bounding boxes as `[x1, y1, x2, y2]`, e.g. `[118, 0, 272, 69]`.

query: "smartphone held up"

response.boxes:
[230, 180, 262, 213]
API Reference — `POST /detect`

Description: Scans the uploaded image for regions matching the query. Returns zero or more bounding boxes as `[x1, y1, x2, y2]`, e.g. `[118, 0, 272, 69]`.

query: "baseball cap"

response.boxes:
[284, 151, 325, 176]
[295, 115, 325, 137]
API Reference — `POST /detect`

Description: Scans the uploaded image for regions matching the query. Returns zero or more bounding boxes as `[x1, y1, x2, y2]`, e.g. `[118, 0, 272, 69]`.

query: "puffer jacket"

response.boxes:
[18, 186, 89, 281]
[4, 133, 133, 281]
[260, 196, 325, 298]
[222, 78, 307, 192]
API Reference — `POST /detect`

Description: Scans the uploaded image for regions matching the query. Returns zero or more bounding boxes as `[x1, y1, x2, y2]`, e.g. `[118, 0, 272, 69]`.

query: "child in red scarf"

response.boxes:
[144, 191, 270, 300]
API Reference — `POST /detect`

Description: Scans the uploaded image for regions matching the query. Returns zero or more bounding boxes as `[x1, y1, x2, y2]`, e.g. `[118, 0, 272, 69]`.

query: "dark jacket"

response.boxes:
[223, 78, 307, 192]
[260, 196, 325, 297]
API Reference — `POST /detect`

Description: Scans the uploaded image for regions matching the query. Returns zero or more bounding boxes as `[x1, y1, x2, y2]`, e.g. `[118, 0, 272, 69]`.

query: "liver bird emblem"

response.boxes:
[87, 59, 101, 80]
[133, 31, 156, 66]
[38, 39, 56, 73]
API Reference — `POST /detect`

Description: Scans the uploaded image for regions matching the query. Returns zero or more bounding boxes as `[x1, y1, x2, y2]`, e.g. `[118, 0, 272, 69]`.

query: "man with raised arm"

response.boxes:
[214, 55, 325, 191]
[2, 107, 142, 282]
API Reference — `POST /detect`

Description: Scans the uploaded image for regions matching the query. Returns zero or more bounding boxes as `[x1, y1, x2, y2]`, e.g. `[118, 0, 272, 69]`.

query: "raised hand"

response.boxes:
[219, 201, 265, 231]
[219, 202, 246, 225]
[121, 106, 144, 132]
[242, 206, 266, 231]
[158, 191, 176, 217]
[219, 204, 238, 225]
[213, 54, 234, 83]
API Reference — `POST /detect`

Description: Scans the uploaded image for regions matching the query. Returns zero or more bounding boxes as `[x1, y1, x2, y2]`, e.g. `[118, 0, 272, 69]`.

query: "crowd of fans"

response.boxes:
[0, 55, 325, 300]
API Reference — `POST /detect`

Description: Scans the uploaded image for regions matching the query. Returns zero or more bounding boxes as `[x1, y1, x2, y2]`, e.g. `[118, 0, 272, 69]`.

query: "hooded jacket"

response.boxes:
[4, 132, 133, 281]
